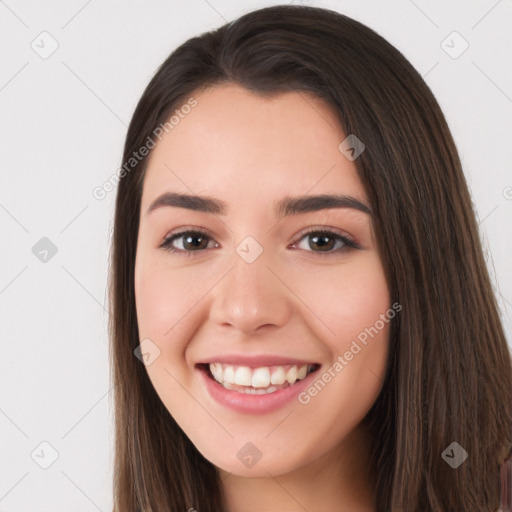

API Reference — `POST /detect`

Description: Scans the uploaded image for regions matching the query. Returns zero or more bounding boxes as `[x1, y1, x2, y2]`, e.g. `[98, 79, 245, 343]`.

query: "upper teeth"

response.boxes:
[209, 363, 311, 388]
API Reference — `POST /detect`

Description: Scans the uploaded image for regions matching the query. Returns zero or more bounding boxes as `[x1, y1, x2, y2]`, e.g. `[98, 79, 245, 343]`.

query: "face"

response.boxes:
[134, 84, 391, 478]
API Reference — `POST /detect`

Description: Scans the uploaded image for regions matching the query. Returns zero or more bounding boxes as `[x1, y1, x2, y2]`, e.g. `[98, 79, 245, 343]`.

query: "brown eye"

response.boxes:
[307, 233, 336, 252]
[160, 227, 359, 257]
[291, 229, 359, 256]
[161, 230, 215, 254]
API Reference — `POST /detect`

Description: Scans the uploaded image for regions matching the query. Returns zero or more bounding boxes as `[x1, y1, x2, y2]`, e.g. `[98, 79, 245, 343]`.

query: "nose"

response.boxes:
[208, 250, 292, 336]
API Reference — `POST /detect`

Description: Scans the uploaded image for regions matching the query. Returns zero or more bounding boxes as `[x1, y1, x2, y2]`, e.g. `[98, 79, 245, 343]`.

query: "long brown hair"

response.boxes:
[108, 5, 512, 511]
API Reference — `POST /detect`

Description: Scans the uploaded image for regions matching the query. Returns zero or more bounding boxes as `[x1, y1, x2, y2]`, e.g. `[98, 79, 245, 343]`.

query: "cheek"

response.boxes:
[292, 252, 390, 346]
[291, 252, 391, 408]
[135, 261, 169, 340]
[134, 255, 205, 411]
[134, 253, 204, 341]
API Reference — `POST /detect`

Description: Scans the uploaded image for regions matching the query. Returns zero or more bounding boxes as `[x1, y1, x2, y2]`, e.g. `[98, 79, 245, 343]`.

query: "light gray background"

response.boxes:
[0, 0, 511, 510]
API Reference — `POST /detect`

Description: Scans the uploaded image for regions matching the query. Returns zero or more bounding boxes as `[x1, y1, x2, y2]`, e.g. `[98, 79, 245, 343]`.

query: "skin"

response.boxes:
[134, 84, 391, 512]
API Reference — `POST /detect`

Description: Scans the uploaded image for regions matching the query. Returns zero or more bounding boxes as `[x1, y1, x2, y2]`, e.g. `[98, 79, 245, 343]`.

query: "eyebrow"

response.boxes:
[146, 192, 372, 217]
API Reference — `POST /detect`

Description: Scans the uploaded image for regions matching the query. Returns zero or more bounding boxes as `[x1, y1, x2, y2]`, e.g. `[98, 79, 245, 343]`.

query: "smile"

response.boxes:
[196, 360, 321, 414]
[208, 363, 317, 394]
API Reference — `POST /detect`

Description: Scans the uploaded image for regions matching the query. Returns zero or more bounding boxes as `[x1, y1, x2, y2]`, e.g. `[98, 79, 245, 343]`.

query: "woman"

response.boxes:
[108, 4, 512, 511]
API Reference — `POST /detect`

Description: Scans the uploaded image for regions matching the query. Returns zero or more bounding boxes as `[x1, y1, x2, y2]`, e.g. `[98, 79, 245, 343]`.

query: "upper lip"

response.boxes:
[196, 354, 319, 368]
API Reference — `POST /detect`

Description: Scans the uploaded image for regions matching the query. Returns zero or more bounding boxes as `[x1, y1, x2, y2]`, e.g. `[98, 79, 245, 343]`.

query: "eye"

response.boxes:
[289, 227, 360, 256]
[160, 229, 217, 255]
[159, 226, 360, 256]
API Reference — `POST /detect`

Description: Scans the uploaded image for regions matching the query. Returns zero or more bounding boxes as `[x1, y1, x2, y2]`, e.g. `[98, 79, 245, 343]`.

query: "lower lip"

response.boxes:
[197, 365, 318, 415]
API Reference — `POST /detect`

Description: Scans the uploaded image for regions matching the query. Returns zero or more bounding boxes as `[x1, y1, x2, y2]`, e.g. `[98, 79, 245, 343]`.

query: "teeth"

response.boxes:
[210, 362, 222, 381]
[234, 366, 252, 386]
[286, 366, 297, 384]
[252, 367, 271, 388]
[208, 362, 312, 392]
[270, 366, 286, 385]
[224, 365, 235, 384]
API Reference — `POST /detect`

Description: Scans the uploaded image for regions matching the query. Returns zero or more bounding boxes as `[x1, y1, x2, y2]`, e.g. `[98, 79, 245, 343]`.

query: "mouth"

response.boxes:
[197, 362, 321, 395]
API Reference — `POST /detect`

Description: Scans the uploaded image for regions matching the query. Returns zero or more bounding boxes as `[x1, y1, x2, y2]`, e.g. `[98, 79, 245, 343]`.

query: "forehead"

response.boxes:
[141, 84, 367, 209]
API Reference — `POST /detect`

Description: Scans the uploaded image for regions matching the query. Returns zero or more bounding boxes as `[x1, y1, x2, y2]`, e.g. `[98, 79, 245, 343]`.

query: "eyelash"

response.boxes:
[159, 226, 360, 257]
